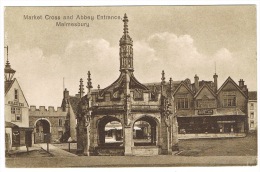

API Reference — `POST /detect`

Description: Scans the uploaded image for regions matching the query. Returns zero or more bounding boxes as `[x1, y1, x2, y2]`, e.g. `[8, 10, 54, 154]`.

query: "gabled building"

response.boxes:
[4, 56, 33, 151]
[176, 75, 248, 139]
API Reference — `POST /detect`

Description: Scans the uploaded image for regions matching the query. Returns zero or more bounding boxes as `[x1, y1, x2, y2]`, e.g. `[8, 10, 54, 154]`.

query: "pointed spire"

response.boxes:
[119, 13, 134, 72]
[161, 70, 166, 84]
[78, 78, 85, 98]
[123, 13, 129, 35]
[86, 71, 93, 93]
[169, 77, 173, 90]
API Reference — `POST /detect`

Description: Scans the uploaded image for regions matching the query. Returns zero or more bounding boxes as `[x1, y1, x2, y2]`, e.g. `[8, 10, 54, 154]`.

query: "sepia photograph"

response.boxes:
[2, 5, 258, 168]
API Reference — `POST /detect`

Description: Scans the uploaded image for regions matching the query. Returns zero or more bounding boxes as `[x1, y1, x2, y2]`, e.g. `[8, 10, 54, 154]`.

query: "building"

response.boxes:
[175, 76, 248, 139]
[75, 14, 178, 156]
[248, 91, 257, 132]
[4, 52, 33, 152]
[29, 88, 80, 143]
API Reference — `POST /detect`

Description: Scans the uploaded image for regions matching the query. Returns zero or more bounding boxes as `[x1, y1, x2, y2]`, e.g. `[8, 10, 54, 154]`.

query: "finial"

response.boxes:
[97, 84, 100, 90]
[79, 78, 85, 98]
[87, 71, 93, 93]
[169, 77, 173, 90]
[123, 13, 129, 35]
[4, 46, 10, 66]
[161, 70, 166, 84]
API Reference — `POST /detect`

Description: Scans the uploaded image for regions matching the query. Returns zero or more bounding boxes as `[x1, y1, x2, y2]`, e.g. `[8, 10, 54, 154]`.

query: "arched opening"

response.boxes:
[133, 116, 158, 146]
[34, 119, 51, 143]
[98, 116, 123, 147]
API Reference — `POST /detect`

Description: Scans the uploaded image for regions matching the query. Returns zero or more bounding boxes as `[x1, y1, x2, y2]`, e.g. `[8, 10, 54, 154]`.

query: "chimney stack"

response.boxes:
[194, 74, 199, 92]
[238, 79, 244, 87]
[63, 88, 69, 99]
[213, 73, 218, 92]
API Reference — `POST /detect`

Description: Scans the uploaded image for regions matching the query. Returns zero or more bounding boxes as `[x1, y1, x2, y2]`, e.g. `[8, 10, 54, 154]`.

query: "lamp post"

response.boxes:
[68, 137, 73, 152]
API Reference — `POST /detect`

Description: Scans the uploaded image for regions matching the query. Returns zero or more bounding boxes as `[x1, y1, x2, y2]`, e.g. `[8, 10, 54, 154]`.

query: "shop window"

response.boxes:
[250, 121, 254, 128]
[14, 89, 18, 100]
[176, 98, 189, 109]
[223, 91, 236, 107]
[250, 112, 254, 119]
[58, 119, 63, 126]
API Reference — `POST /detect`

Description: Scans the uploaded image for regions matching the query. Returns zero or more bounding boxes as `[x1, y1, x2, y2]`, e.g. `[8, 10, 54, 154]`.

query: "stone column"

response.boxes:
[124, 126, 133, 155]
[83, 125, 91, 156]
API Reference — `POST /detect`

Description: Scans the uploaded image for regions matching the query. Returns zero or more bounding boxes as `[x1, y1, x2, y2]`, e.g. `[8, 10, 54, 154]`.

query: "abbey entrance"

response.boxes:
[76, 14, 178, 156]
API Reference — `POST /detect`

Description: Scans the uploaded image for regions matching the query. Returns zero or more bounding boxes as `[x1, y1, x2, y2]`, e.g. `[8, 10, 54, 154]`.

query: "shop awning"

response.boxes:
[5, 121, 18, 128]
[214, 108, 246, 116]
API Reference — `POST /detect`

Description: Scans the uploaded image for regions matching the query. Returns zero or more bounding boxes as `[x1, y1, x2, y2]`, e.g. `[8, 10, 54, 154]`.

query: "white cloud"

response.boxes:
[7, 32, 256, 107]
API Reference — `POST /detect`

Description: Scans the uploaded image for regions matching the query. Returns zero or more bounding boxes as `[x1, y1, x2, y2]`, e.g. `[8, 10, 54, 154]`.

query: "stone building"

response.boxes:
[248, 91, 257, 132]
[175, 76, 248, 139]
[75, 14, 178, 156]
[4, 52, 33, 152]
[29, 88, 80, 143]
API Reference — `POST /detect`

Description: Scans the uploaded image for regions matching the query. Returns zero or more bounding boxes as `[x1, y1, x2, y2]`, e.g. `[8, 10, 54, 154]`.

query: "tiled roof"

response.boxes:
[248, 91, 257, 100]
[69, 96, 80, 114]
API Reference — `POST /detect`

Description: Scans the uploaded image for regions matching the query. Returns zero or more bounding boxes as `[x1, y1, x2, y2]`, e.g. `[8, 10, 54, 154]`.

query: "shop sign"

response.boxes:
[198, 109, 213, 115]
[8, 101, 24, 107]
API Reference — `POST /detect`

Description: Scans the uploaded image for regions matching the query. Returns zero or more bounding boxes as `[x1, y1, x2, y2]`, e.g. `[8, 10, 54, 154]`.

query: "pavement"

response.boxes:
[5, 155, 257, 167]
[4, 142, 258, 167]
[38, 143, 78, 157]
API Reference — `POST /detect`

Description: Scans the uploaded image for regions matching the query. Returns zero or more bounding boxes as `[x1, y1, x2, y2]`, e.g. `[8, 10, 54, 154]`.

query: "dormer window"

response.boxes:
[14, 89, 18, 100]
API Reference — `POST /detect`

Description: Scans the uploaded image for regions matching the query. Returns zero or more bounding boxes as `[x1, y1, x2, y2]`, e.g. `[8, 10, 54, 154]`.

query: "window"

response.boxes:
[11, 107, 15, 114]
[250, 103, 254, 110]
[15, 114, 21, 121]
[176, 98, 189, 109]
[250, 121, 254, 128]
[223, 92, 236, 107]
[250, 112, 254, 119]
[11, 107, 21, 114]
[11, 107, 22, 121]
[58, 119, 63, 126]
[14, 89, 18, 100]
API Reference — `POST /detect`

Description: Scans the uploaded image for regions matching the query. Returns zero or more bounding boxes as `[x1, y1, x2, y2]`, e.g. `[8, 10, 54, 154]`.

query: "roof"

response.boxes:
[194, 83, 216, 98]
[248, 91, 257, 100]
[5, 78, 29, 107]
[217, 77, 247, 98]
[5, 121, 18, 128]
[5, 80, 15, 94]
[100, 72, 149, 96]
[68, 96, 80, 114]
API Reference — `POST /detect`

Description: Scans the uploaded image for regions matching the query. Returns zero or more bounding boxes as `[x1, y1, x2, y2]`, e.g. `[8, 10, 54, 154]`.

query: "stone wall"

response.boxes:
[29, 106, 67, 143]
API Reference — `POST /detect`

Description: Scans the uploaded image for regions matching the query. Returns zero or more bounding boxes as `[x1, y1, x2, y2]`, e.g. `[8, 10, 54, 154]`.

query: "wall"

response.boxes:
[5, 79, 29, 128]
[29, 106, 67, 142]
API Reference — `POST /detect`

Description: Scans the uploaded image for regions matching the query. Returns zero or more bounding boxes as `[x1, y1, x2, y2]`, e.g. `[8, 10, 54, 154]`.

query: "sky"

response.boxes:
[4, 6, 256, 108]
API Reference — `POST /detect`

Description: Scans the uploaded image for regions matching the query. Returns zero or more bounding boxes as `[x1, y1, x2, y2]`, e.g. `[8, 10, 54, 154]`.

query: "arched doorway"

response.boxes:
[97, 116, 123, 147]
[34, 119, 51, 143]
[133, 116, 158, 146]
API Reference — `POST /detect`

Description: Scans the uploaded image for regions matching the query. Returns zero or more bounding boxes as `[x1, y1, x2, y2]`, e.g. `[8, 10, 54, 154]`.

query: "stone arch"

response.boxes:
[97, 116, 123, 146]
[132, 114, 160, 146]
[34, 118, 52, 133]
[34, 118, 52, 143]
